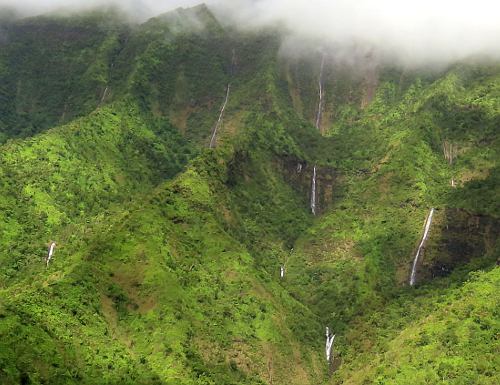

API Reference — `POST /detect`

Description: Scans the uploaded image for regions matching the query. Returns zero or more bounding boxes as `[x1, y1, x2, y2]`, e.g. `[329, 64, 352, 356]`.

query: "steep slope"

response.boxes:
[0, 100, 195, 282]
[0, 149, 324, 385]
[0, 6, 326, 385]
[0, 4, 499, 385]
[339, 267, 500, 385]
[0, 10, 131, 141]
[283, 62, 500, 382]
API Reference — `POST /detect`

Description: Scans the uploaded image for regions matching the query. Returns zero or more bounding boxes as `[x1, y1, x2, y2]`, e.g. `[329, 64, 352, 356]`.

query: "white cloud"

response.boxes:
[221, 0, 500, 65]
[2, 0, 500, 65]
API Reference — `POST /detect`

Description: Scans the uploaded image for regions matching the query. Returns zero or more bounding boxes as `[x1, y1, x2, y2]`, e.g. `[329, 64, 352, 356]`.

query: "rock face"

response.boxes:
[278, 156, 339, 216]
[421, 209, 500, 281]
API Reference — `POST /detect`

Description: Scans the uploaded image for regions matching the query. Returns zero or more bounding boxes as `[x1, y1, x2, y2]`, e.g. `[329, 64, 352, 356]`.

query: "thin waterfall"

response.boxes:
[46, 241, 56, 267]
[209, 49, 235, 149]
[315, 53, 326, 131]
[311, 166, 317, 215]
[325, 327, 335, 363]
[209, 84, 230, 149]
[410, 208, 435, 286]
[100, 86, 109, 104]
[311, 53, 325, 216]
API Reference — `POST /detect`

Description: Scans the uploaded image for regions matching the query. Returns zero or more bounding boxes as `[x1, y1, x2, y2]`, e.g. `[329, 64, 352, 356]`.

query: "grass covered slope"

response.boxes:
[0, 148, 324, 385]
[338, 267, 500, 385]
[282, 62, 500, 383]
[0, 8, 327, 384]
[0, 100, 194, 283]
[286, 62, 500, 323]
[0, 10, 132, 141]
[0, 4, 499, 385]
[0, 104, 325, 384]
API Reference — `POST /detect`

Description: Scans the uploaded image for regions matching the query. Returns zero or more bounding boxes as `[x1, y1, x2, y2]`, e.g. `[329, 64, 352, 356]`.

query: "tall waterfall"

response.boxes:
[311, 166, 317, 215]
[315, 53, 326, 131]
[209, 49, 235, 149]
[310, 53, 325, 216]
[209, 84, 231, 149]
[100, 86, 109, 104]
[410, 208, 435, 286]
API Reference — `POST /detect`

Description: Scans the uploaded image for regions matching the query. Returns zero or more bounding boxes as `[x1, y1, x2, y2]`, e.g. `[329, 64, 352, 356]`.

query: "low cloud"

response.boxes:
[219, 0, 500, 66]
[2, 0, 500, 66]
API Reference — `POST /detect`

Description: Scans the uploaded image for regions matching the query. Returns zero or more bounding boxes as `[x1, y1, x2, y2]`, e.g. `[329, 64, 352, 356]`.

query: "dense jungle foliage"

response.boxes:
[0, 4, 498, 385]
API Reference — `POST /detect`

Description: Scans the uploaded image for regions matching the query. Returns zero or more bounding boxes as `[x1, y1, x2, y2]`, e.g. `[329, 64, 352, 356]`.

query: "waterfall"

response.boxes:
[310, 53, 325, 216]
[325, 327, 335, 363]
[46, 241, 56, 267]
[311, 166, 317, 215]
[100, 86, 109, 104]
[315, 53, 326, 131]
[280, 266, 285, 279]
[209, 84, 231, 149]
[209, 49, 235, 149]
[410, 208, 435, 286]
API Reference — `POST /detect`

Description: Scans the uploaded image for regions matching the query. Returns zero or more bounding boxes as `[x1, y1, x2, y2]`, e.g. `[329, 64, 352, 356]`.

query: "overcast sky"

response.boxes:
[1, 0, 500, 65]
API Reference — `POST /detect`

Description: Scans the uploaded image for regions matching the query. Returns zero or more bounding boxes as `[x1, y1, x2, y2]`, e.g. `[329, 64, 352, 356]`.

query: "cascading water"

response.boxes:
[311, 54, 325, 215]
[209, 84, 231, 149]
[311, 166, 317, 215]
[46, 241, 56, 267]
[100, 86, 109, 104]
[410, 208, 435, 286]
[325, 327, 335, 363]
[315, 53, 326, 131]
[209, 49, 235, 149]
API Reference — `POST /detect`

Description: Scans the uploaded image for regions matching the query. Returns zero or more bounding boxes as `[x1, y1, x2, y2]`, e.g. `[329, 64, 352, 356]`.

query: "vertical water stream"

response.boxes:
[311, 53, 326, 215]
[410, 208, 435, 286]
[311, 166, 317, 215]
[209, 49, 236, 148]
[209, 84, 231, 149]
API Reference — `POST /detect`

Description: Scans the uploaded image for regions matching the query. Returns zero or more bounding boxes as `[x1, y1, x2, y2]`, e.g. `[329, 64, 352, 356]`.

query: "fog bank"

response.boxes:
[2, 0, 500, 66]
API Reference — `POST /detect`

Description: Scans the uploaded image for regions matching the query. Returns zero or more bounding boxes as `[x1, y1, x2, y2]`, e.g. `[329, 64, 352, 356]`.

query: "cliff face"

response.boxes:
[420, 208, 500, 281]
[278, 156, 339, 216]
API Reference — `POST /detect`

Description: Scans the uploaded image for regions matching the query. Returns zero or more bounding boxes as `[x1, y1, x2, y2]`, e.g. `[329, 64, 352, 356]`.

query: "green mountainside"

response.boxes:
[0, 5, 498, 385]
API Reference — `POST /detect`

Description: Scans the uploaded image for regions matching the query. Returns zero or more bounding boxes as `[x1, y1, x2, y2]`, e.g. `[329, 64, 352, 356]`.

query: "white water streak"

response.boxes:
[209, 49, 236, 148]
[325, 327, 335, 363]
[315, 53, 326, 130]
[209, 84, 230, 149]
[311, 165, 317, 215]
[410, 208, 435, 286]
[100, 86, 109, 104]
[46, 242, 56, 267]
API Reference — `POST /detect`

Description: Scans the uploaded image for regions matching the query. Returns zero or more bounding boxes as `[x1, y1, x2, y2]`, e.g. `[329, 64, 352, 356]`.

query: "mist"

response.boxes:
[1, 0, 500, 66]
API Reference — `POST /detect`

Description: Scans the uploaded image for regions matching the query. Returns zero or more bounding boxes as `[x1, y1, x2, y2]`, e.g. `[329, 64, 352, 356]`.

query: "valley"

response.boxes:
[0, 4, 498, 385]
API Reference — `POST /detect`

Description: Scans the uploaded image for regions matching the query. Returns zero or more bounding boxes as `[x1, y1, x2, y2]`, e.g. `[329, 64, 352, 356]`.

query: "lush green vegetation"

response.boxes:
[0, 4, 498, 385]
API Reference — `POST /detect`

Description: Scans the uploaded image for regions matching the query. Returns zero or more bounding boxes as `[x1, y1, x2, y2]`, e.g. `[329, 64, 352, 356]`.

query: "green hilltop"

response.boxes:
[0, 5, 498, 385]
